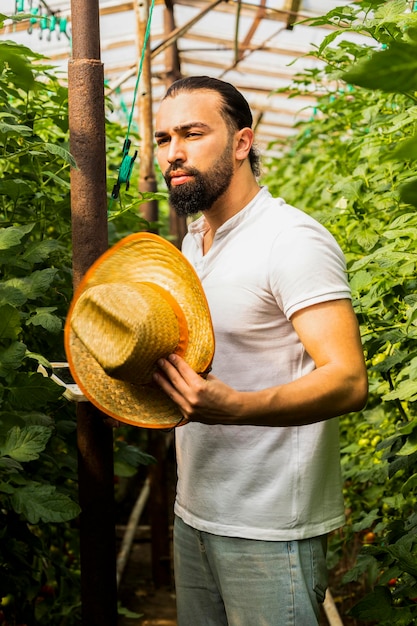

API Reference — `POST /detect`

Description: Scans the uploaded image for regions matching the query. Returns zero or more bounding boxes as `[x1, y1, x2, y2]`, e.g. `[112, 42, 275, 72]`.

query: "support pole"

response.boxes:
[135, 0, 159, 228]
[163, 0, 187, 248]
[68, 1, 118, 624]
[148, 431, 172, 588]
[163, 0, 182, 86]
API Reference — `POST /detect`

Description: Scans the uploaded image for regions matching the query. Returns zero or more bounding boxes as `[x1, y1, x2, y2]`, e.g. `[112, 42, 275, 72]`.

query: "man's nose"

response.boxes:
[167, 138, 185, 163]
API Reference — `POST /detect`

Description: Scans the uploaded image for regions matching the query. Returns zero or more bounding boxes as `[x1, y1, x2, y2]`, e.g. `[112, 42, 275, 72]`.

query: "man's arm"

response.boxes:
[153, 298, 368, 427]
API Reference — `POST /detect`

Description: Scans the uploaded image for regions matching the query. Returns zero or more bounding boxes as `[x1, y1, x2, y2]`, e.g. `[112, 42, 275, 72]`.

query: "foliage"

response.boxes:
[0, 17, 158, 624]
[0, 29, 81, 623]
[262, 1, 417, 622]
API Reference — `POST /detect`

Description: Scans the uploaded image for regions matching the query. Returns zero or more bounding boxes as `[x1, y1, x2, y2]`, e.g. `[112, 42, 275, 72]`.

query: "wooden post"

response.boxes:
[135, 0, 159, 229]
[68, 1, 118, 623]
[163, 0, 182, 86]
[163, 0, 187, 249]
[148, 431, 172, 588]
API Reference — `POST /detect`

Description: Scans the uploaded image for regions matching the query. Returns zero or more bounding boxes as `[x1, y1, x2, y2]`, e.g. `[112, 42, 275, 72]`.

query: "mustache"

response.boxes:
[164, 163, 198, 179]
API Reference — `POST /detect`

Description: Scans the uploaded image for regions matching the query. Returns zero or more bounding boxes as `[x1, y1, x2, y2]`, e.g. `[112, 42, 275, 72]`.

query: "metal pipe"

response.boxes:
[68, 1, 117, 623]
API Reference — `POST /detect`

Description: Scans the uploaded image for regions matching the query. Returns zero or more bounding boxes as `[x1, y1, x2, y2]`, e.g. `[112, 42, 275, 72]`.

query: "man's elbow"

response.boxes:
[348, 371, 368, 412]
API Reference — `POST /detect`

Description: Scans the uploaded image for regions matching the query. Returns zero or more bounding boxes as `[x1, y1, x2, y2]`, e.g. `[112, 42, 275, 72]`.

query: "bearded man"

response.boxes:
[153, 76, 368, 626]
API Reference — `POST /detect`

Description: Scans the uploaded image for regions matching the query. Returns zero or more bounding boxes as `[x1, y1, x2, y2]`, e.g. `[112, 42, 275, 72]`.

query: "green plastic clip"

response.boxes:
[28, 5, 38, 34]
[111, 139, 138, 200]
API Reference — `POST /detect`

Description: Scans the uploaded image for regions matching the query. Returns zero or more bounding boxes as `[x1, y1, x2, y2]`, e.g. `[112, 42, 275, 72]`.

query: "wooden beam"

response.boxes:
[0, 0, 341, 37]
[283, 0, 302, 30]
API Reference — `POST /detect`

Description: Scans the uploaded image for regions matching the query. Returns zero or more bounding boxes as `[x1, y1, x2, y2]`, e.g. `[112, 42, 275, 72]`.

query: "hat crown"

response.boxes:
[71, 282, 186, 384]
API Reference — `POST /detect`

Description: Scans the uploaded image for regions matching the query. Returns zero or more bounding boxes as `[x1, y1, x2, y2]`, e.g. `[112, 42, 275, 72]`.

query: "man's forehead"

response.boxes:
[156, 90, 222, 123]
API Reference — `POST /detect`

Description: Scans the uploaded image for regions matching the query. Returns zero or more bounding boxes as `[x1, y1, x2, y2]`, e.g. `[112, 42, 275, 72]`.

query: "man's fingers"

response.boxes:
[159, 354, 201, 387]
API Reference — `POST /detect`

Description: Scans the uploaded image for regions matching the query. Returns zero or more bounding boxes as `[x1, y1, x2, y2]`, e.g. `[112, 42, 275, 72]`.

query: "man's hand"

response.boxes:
[153, 355, 241, 424]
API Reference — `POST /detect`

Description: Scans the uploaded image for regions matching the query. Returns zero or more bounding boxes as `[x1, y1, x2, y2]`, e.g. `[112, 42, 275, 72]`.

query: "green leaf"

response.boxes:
[387, 536, 417, 577]
[0, 341, 26, 376]
[44, 143, 77, 168]
[0, 41, 40, 91]
[342, 552, 377, 584]
[117, 603, 141, 619]
[398, 418, 417, 436]
[21, 239, 61, 264]
[317, 30, 348, 55]
[0, 283, 27, 307]
[357, 227, 379, 251]
[0, 480, 17, 492]
[0, 304, 21, 340]
[402, 473, 417, 496]
[41, 170, 71, 189]
[24, 351, 53, 371]
[0, 425, 52, 462]
[352, 508, 380, 532]
[11, 482, 81, 523]
[343, 42, 417, 93]
[350, 586, 393, 620]
[349, 269, 373, 293]
[0, 409, 54, 429]
[0, 122, 33, 137]
[0, 458, 22, 473]
[6, 268, 58, 300]
[389, 137, 417, 162]
[373, 0, 409, 24]
[383, 379, 417, 403]
[113, 461, 138, 478]
[399, 178, 417, 208]
[397, 428, 417, 456]
[0, 224, 34, 250]
[0, 179, 35, 200]
[7, 372, 64, 410]
[26, 308, 61, 333]
[114, 441, 155, 476]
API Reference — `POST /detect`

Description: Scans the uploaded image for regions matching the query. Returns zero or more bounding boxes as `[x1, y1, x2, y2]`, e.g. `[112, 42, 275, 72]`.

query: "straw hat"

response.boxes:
[64, 232, 214, 429]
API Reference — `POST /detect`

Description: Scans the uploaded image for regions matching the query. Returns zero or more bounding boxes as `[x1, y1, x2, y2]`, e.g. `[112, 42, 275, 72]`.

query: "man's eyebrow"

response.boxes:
[154, 122, 210, 138]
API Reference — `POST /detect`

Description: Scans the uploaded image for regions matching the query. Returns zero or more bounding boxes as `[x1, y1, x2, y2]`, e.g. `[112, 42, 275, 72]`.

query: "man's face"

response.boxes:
[155, 91, 236, 216]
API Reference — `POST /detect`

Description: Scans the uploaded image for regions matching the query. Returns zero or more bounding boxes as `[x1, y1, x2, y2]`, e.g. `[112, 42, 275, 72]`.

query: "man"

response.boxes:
[153, 76, 368, 626]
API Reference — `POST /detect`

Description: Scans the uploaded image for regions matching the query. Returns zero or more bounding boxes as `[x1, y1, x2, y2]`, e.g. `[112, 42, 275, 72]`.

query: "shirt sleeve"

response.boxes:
[269, 219, 351, 320]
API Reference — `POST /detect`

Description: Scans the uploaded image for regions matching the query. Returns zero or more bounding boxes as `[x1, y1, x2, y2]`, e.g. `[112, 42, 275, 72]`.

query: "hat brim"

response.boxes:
[64, 233, 214, 429]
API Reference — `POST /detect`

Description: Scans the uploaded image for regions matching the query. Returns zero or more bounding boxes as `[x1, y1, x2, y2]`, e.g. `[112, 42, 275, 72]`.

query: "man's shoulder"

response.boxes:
[255, 191, 334, 243]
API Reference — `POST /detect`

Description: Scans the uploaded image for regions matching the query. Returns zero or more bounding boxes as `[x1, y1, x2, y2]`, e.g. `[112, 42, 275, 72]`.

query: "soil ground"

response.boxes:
[117, 529, 177, 626]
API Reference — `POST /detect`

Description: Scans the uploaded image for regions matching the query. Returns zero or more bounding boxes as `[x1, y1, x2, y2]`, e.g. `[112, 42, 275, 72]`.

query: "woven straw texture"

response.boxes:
[72, 283, 182, 384]
[64, 233, 214, 429]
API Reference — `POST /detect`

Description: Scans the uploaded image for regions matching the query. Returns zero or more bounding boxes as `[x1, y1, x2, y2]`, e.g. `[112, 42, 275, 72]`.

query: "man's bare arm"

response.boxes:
[153, 299, 368, 426]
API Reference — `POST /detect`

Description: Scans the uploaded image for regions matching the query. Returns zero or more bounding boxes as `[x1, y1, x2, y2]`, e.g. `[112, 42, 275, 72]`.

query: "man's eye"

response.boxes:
[156, 137, 169, 146]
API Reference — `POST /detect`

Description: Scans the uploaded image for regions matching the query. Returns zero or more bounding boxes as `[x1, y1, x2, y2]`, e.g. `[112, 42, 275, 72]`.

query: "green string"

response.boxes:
[111, 0, 156, 201]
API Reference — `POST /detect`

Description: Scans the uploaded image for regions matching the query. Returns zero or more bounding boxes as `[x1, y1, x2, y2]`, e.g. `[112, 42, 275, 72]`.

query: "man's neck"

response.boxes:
[202, 178, 261, 253]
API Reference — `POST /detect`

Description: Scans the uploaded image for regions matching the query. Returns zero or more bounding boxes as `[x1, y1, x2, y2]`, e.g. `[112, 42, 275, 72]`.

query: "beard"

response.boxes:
[165, 140, 234, 217]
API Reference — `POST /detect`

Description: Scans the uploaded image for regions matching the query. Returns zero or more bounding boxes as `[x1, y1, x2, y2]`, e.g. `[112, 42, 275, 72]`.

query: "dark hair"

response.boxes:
[164, 76, 261, 177]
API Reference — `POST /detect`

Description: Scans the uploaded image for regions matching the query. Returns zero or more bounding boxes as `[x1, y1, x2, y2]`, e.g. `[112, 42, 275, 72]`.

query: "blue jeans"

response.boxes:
[173, 516, 328, 626]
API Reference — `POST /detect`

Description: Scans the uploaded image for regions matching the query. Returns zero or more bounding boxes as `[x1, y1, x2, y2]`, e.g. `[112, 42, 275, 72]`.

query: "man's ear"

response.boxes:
[235, 127, 254, 162]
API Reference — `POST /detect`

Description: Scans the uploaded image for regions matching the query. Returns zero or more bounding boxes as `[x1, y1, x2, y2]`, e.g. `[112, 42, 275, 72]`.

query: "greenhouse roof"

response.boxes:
[1, 0, 364, 156]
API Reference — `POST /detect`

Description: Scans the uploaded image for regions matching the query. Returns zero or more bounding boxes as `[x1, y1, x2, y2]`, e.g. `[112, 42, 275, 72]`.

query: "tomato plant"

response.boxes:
[0, 12, 158, 624]
[262, 1, 417, 623]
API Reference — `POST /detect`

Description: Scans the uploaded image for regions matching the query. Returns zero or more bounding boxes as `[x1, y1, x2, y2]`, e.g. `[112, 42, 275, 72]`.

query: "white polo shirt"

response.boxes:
[174, 187, 350, 540]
